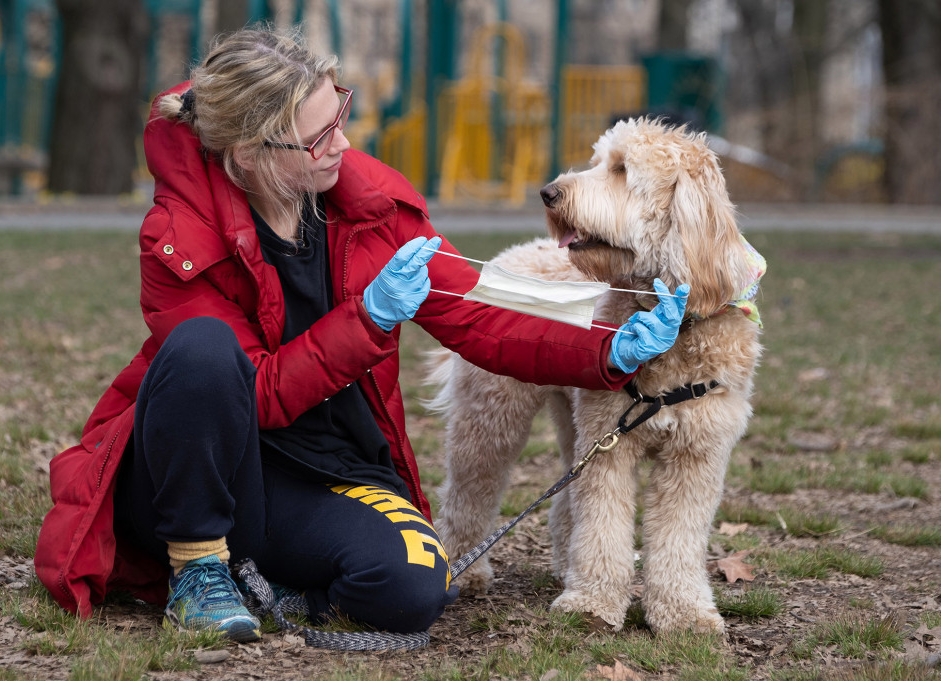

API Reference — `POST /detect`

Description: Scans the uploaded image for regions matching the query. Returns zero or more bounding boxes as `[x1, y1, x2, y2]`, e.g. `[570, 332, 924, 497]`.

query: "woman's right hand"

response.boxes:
[363, 236, 441, 331]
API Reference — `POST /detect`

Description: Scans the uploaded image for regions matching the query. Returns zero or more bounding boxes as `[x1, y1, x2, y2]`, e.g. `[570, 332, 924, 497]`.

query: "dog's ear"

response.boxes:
[665, 158, 752, 319]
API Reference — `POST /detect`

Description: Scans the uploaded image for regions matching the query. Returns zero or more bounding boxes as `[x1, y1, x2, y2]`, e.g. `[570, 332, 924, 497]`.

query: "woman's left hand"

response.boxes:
[609, 279, 690, 373]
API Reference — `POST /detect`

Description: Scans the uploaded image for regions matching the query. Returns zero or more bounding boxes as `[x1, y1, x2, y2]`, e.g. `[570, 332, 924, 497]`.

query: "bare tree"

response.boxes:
[725, 0, 830, 196]
[215, 0, 252, 35]
[877, 0, 941, 204]
[47, 0, 147, 195]
[658, 0, 693, 50]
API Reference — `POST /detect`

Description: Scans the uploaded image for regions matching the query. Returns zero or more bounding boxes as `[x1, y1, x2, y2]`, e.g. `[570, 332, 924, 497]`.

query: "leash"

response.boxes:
[236, 378, 719, 650]
[449, 379, 720, 578]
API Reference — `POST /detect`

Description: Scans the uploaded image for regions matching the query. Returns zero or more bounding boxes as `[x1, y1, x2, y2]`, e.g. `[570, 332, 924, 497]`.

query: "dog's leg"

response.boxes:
[550, 391, 641, 630]
[640, 404, 746, 634]
[435, 362, 547, 595]
[545, 392, 576, 581]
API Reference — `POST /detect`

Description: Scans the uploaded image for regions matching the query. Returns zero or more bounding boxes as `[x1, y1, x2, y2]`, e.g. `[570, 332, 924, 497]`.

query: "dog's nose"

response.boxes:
[540, 184, 560, 207]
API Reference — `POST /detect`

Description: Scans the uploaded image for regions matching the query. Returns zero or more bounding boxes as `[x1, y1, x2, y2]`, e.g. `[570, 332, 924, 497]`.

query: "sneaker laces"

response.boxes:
[168, 560, 244, 609]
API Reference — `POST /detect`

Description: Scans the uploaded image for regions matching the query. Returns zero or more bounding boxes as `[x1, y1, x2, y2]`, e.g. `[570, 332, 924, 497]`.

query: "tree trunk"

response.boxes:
[47, 0, 147, 195]
[877, 0, 941, 204]
[789, 0, 829, 194]
[657, 0, 693, 50]
[214, 0, 251, 35]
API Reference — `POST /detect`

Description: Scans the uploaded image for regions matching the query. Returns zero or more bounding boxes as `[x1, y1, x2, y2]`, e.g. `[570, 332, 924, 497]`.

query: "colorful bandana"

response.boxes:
[729, 235, 766, 326]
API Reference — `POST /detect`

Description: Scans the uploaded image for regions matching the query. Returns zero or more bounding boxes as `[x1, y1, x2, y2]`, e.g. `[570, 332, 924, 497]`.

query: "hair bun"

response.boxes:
[180, 89, 196, 117]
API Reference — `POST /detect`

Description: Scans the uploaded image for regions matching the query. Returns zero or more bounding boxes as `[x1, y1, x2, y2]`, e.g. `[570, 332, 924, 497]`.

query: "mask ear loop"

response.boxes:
[421, 245, 685, 299]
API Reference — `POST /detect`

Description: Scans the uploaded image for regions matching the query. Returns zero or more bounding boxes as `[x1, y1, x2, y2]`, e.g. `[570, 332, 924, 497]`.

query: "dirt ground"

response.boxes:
[2, 439, 939, 681]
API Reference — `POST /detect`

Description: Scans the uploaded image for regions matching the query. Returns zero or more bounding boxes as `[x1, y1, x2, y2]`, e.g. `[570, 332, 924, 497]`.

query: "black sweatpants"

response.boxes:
[114, 316, 457, 632]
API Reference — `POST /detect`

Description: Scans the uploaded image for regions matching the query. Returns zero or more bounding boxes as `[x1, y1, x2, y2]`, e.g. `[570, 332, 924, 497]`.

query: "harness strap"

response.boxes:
[619, 380, 720, 433]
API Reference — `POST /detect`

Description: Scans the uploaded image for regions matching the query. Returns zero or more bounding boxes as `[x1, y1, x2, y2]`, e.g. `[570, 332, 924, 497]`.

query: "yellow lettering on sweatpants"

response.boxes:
[330, 484, 382, 499]
[361, 491, 415, 514]
[330, 484, 448, 583]
[385, 511, 435, 532]
[400, 530, 451, 588]
[331, 486, 429, 528]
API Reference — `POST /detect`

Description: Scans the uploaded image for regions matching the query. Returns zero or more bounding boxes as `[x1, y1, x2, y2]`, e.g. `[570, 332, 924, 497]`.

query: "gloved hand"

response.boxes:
[364, 236, 442, 331]
[609, 278, 690, 373]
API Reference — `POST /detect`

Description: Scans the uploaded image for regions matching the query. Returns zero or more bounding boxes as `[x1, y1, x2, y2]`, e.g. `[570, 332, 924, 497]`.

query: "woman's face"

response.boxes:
[286, 79, 352, 194]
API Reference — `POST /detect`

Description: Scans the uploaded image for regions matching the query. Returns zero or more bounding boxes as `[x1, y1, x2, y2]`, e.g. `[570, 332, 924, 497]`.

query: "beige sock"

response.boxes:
[167, 538, 230, 575]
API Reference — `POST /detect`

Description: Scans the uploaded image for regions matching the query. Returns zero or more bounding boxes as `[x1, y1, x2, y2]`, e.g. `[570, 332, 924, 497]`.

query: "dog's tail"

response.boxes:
[421, 347, 456, 413]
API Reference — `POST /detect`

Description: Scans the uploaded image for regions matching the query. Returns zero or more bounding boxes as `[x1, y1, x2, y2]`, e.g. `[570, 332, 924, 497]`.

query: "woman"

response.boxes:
[34, 27, 687, 642]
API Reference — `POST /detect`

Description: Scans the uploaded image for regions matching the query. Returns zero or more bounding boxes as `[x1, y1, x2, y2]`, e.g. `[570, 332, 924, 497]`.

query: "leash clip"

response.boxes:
[570, 430, 620, 476]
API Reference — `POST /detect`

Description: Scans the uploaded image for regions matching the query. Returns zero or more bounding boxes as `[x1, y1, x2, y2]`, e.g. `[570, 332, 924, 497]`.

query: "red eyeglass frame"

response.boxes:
[264, 86, 353, 160]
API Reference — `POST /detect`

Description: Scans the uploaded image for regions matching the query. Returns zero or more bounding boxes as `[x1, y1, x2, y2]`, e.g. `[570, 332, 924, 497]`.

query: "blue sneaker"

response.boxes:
[164, 555, 261, 642]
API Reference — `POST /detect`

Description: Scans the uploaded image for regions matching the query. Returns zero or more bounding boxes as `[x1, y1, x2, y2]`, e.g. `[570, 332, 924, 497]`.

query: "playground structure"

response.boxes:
[1, 0, 729, 204]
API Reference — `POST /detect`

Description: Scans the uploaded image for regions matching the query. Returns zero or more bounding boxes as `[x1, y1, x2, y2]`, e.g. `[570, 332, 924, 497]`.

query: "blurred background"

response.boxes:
[0, 0, 938, 207]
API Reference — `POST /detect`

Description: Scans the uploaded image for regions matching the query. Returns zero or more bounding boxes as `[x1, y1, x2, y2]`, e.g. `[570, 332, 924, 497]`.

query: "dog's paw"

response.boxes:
[644, 602, 726, 635]
[454, 565, 493, 597]
[551, 589, 628, 631]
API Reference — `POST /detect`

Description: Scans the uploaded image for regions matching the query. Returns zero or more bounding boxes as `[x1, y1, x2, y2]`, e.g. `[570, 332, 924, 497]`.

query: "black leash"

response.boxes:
[238, 378, 719, 650]
[449, 379, 720, 579]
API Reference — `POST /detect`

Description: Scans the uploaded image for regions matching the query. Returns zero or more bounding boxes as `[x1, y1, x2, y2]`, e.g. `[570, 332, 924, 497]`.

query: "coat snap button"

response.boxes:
[163, 244, 174, 254]
[182, 260, 193, 271]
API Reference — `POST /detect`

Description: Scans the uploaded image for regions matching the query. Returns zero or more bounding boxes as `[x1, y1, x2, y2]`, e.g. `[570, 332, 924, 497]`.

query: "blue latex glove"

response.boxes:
[364, 236, 442, 331]
[610, 278, 690, 373]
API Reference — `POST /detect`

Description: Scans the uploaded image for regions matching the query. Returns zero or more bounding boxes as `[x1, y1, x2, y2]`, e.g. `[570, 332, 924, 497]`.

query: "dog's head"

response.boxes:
[541, 118, 753, 319]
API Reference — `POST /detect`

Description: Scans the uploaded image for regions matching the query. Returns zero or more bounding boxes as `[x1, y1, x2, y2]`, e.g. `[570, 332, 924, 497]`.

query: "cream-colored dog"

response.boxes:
[428, 118, 763, 633]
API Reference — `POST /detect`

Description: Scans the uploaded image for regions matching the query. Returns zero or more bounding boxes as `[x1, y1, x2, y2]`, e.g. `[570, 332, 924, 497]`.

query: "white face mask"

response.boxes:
[463, 262, 610, 329]
[425, 246, 683, 331]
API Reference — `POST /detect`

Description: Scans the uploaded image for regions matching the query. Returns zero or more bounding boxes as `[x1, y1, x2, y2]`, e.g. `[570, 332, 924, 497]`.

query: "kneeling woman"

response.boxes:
[35, 27, 686, 641]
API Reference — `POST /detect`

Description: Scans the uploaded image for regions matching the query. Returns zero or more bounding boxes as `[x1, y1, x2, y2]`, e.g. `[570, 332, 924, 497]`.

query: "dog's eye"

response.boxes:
[611, 163, 626, 174]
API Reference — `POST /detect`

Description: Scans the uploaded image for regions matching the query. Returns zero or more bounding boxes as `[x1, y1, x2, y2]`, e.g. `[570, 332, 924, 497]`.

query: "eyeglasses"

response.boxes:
[264, 86, 353, 160]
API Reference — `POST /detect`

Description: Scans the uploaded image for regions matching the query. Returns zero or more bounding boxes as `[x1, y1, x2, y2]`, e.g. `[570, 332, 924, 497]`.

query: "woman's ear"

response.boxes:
[232, 143, 256, 173]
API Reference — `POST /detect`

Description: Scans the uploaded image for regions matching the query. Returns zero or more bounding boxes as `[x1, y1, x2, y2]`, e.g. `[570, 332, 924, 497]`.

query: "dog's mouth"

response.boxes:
[557, 227, 607, 251]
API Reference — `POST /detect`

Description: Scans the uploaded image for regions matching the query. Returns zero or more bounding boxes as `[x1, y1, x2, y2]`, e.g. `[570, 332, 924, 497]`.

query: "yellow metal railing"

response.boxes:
[559, 65, 646, 171]
[375, 27, 646, 204]
[376, 105, 427, 190]
[436, 23, 550, 206]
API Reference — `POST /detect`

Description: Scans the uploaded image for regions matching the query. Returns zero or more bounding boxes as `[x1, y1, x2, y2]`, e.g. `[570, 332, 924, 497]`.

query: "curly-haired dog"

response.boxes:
[428, 118, 764, 633]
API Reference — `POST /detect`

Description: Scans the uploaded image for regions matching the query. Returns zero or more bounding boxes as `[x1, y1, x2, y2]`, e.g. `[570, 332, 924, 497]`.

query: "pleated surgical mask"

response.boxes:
[423, 246, 682, 331]
[463, 261, 609, 329]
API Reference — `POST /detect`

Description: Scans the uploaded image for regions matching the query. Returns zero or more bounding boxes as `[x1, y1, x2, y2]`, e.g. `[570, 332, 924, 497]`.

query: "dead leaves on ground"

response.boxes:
[591, 659, 646, 681]
[709, 549, 757, 583]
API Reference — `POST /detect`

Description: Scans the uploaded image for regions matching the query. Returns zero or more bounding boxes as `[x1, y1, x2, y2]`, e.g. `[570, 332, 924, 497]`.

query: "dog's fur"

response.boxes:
[427, 118, 762, 633]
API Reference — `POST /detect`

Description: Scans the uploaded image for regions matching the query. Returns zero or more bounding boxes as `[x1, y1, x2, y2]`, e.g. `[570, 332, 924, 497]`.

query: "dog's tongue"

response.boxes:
[558, 229, 578, 248]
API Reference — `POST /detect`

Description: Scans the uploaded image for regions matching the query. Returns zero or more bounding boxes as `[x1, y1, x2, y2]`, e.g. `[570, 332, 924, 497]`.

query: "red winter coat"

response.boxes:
[34, 82, 632, 617]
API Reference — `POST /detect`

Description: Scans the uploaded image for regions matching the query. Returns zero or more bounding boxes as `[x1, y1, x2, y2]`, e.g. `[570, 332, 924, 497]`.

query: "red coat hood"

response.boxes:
[144, 82, 428, 242]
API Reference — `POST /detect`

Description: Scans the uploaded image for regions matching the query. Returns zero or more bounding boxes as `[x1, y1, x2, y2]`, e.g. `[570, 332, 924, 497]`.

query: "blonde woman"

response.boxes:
[35, 27, 687, 641]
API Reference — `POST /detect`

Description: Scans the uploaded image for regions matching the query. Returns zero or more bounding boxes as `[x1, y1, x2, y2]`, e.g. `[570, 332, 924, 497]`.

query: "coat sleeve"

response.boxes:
[390, 206, 633, 391]
[139, 207, 398, 429]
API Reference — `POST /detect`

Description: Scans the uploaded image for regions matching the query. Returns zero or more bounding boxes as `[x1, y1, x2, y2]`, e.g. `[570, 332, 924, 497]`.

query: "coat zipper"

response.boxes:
[340, 217, 424, 512]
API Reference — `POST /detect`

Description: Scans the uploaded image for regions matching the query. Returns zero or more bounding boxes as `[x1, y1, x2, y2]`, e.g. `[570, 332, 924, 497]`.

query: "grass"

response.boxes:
[761, 546, 885, 580]
[1, 228, 941, 680]
[870, 524, 941, 547]
[2, 584, 223, 678]
[716, 503, 844, 537]
[715, 587, 786, 619]
[794, 613, 905, 659]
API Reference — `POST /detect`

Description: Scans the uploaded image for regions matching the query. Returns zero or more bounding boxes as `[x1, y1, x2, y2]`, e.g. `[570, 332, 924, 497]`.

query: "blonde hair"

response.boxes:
[157, 26, 340, 226]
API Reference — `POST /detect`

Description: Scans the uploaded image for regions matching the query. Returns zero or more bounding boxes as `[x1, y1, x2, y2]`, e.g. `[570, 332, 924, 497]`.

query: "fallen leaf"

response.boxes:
[718, 522, 749, 537]
[716, 550, 756, 583]
[594, 660, 644, 681]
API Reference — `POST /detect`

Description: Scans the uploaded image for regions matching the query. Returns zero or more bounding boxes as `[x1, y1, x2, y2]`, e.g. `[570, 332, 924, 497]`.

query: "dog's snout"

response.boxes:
[540, 184, 561, 207]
